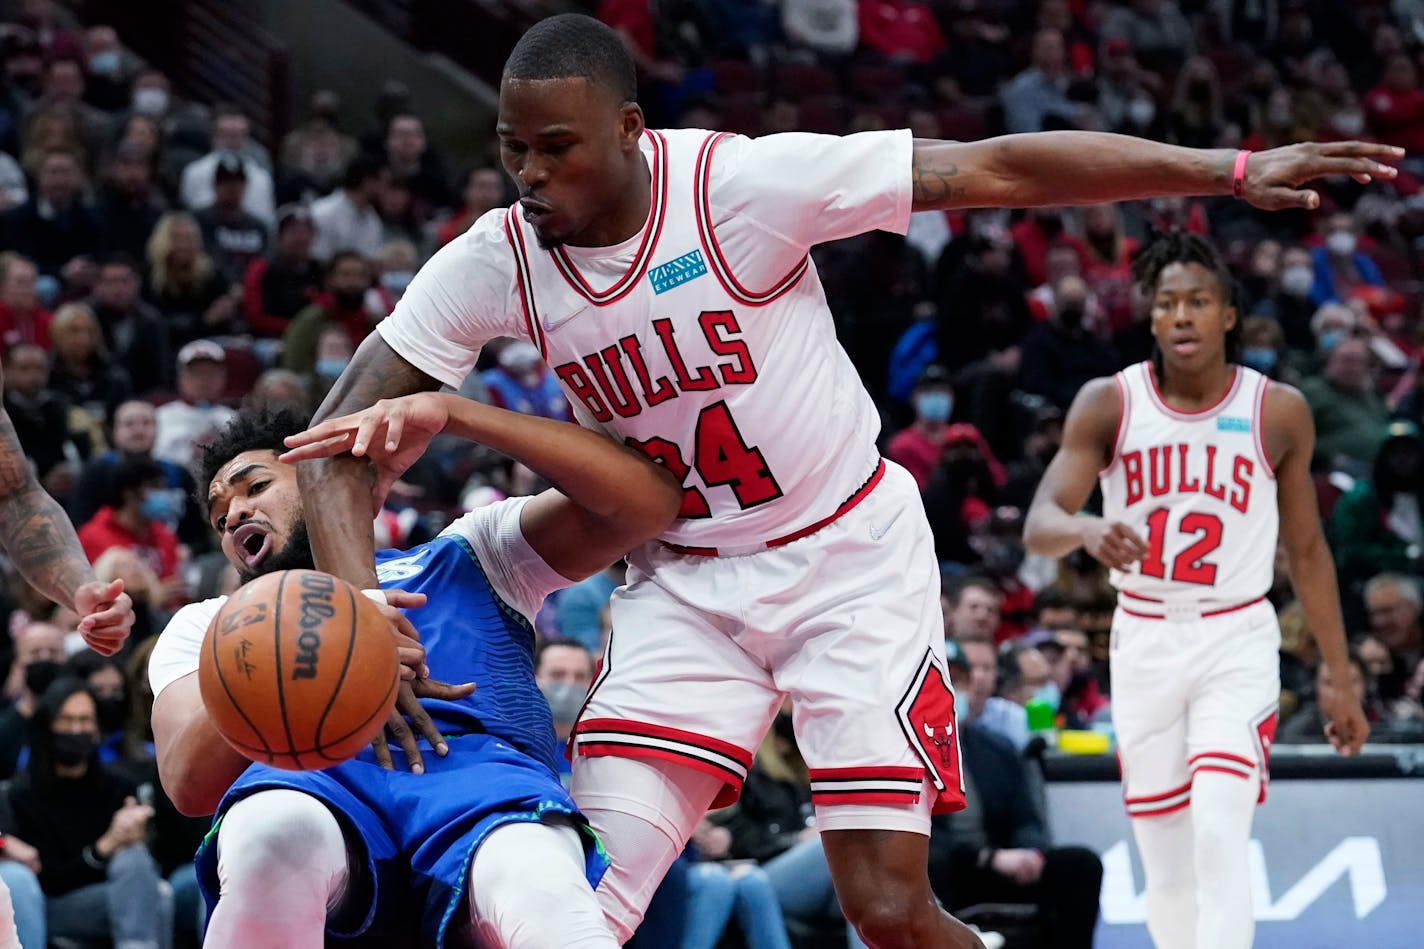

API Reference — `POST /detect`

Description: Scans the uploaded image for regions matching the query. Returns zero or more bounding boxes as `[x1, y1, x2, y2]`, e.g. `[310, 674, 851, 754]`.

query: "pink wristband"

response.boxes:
[1232, 150, 1250, 199]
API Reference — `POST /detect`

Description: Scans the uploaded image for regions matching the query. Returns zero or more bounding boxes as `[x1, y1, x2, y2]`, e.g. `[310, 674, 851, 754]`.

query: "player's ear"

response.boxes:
[618, 102, 645, 150]
[1223, 304, 1238, 333]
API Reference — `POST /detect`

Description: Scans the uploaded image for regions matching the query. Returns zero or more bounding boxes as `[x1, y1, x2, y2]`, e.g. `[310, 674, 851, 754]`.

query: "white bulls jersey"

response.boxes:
[379, 128, 912, 550]
[1098, 361, 1278, 607]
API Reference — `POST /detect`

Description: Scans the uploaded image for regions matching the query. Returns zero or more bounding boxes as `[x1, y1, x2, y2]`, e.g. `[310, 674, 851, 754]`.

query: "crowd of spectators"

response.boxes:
[0, 0, 1416, 946]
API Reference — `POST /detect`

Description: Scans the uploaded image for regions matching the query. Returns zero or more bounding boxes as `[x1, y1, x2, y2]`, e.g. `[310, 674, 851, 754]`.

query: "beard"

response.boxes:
[239, 518, 316, 585]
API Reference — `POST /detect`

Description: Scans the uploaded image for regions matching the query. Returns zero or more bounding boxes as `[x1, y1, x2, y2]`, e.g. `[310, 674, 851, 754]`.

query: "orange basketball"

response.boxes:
[198, 569, 399, 770]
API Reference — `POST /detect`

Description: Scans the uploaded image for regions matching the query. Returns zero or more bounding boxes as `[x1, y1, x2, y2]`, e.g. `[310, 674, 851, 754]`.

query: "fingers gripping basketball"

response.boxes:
[199, 570, 400, 770]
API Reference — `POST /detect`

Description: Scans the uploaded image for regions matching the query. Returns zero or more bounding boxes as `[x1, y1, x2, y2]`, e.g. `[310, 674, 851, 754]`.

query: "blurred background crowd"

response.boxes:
[0, 0, 1418, 946]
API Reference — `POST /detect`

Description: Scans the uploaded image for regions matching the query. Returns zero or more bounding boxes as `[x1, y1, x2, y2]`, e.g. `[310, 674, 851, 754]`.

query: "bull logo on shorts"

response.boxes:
[923, 721, 955, 765]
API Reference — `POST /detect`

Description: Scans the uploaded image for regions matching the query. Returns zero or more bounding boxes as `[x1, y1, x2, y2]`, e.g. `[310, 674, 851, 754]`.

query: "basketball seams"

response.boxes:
[313, 581, 361, 756]
[272, 571, 301, 762]
[311, 672, 399, 763]
[206, 598, 272, 756]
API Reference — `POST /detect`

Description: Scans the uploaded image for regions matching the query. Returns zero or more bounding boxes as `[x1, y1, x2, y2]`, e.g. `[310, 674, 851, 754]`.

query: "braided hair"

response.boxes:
[1130, 231, 1242, 377]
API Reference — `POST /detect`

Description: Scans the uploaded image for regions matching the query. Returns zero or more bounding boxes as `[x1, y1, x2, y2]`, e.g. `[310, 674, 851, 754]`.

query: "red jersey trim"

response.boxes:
[1128, 798, 1191, 819]
[1100, 370, 1132, 476]
[505, 208, 547, 359]
[1141, 361, 1243, 422]
[571, 716, 753, 809]
[548, 130, 668, 306]
[694, 132, 809, 307]
[1124, 780, 1192, 805]
[1117, 595, 1265, 621]
[663, 459, 886, 557]
[1253, 374, 1277, 480]
[1189, 750, 1256, 769]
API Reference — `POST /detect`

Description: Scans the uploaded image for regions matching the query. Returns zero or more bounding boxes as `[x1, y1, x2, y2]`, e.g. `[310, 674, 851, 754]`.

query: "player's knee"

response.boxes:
[843, 890, 941, 949]
[220, 791, 343, 880]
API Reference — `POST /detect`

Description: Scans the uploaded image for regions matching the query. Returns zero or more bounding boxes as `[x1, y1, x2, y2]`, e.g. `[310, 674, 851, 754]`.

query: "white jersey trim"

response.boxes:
[1251, 373, 1276, 481]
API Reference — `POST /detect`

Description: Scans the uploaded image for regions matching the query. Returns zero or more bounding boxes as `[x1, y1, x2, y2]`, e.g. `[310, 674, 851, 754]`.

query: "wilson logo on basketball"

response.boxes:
[292, 572, 336, 680]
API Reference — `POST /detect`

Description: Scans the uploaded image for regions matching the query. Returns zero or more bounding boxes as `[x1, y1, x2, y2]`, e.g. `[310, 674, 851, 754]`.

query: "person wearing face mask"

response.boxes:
[535, 638, 597, 783]
[280, 250, 376, 377]
[0, 622, 67, 780]
[242, 204, 321, 339]
[1309, 212, 1385, 306]
[81, 25, 130, 112]
[1331, 421, 1424, 590]
[925, 643, 1102, 949]
[78, 455, 185, 608]
[1019, 275, 1118, 411]
[0, 677, 168, 949]
[481, 339, 575, 424]
[889, 365, 958, 490]
[1238, 316, 1292, 382]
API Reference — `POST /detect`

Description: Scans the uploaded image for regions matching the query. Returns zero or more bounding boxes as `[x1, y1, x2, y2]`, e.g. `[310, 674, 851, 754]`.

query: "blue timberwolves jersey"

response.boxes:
[375, 519, 561, 775]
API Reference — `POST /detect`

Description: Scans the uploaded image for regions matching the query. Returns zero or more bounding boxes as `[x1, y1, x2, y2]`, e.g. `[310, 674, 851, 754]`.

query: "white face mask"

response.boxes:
[1280, 264, 1314, 297]
[1332, 110, 1365, 136]
[1325, 230, 1358, 257]
[1127, 97, 1156, 126]
[132, 87, 168, 116]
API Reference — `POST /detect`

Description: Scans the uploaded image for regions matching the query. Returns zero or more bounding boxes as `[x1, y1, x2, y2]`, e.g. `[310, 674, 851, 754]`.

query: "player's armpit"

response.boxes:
[1023, 378, 1121, 557]
[152, 673, 253, 817]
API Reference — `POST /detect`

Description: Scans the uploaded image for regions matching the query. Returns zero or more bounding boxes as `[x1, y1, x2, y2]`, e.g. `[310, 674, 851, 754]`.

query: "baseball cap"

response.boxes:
[213, 153, 247, 184]
[178, 339, 226, 367]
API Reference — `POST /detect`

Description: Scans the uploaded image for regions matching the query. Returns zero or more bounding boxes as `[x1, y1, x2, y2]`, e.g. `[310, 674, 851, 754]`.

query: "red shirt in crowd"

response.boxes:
[78, 507, 180, 582]
[858, 0, 947, 65]
[597, 0, 656, 58]
[1009, 219, 1091, 288]
[1364, 83, 1424, 156]
[888, 424, 947, 489]
[0, 302, 52, 353]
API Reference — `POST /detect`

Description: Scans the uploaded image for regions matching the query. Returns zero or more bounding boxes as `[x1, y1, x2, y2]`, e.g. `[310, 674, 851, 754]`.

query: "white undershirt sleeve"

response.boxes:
[149, 597, 227, 698]
[439, 496, 573, 621]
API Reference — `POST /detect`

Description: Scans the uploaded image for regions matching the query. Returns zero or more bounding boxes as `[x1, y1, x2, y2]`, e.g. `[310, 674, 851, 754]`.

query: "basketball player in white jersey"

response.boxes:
[0, 357, 134, 949]
[281, 14, 1399, 949]
[1024, 232, 1368, 949]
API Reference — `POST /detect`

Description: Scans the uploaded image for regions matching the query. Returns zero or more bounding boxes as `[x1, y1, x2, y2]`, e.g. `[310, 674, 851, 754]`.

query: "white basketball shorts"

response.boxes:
[1110, 596, 1281, 818]
[570, 460, 966, 822]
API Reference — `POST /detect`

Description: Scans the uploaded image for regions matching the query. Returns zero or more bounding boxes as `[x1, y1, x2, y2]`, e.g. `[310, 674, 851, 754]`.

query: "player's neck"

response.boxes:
[565, 153, 652, 249]
[1154, 360, 1236, 411]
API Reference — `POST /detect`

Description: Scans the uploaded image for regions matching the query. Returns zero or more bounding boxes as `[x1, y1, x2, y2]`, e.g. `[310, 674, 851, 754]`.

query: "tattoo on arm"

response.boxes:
[912, 159, 969, 206]
[0, 413, 93, 609]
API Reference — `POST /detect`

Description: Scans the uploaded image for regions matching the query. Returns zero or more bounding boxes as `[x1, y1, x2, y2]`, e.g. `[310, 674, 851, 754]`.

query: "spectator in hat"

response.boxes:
[0, 252, 52, 353]
[309, 154, 386, 262]
[179, 106, 275, 227]
[929, 644, 1103, 949]
[242, 203, 321, 339]
[194, 154, 269, 284]
[95, 140, 166, 263]
[889, 364, 956, 490]
[86, 253, 170, 396]
[479, 341, 571, 422]
[153, 339, 235, 467]
[279, 251, 375, 376]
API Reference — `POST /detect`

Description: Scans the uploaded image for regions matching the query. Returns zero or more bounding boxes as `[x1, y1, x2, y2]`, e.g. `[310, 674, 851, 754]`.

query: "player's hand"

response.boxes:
[367, 589, 429, 680]
[74, 579, 134, 657]
[1321, 693, 1369, 757]
[280, 393, 451, 516]
[1, 834, 41, 874]
[373, 677, 476, 774]
[1242, 141, 1404, 211]
[991, 848, 1046, 885]
[1079, 518, 1147, 571]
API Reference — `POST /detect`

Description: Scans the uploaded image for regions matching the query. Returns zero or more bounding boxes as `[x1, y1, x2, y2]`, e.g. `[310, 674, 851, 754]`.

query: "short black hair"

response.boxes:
[108, 455, 164, 507]
[1131, 230, 1243, 367]
[504, 14, 637, 104]
[195, 408, 309, 511]
[342, 154, 385, 191]
[535, 637, 595, 674]
[945, 576, 1001, 608]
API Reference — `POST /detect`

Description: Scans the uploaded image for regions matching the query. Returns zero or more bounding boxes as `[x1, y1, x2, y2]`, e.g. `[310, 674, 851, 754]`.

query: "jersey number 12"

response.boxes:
[1139, 509, 1224, 585]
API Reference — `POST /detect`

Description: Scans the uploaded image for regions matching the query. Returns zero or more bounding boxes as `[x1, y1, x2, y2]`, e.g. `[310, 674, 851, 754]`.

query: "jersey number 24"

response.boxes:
[627, 401, 783, 517]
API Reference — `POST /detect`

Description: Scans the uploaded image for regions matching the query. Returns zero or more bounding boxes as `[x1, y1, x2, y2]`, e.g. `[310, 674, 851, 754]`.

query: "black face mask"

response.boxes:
[24, 660, 63, 698]
[1057, 305, 1085, 331]
[331, 289, 366, 312]
[95, 696, 127, 734]
[51, 732, 97, 767]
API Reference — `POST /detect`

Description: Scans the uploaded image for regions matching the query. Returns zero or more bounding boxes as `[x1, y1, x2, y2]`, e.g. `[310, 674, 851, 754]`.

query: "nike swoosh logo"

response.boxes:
[543, 305, 589, 333]
[869, 509, 903, 541]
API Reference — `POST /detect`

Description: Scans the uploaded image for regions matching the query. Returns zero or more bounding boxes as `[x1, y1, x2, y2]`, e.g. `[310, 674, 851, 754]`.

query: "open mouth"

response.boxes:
[231, 523, 273, 571]
[520, 196, 552, 224]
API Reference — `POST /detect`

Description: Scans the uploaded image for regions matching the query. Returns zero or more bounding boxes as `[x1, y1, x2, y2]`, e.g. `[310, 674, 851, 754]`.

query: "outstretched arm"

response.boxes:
[910, 135, 1403, 213]
[1269, 384, 1368, 755]
[1023, 378, 1147, 569]
[285, 392, 684, 581]
[0, 367, 132, 654]
[295, 332, 442, 588]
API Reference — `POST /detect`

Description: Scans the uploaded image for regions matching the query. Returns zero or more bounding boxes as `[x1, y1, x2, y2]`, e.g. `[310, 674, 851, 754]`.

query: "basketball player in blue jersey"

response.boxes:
[147, 401, 682, 948]
[1024, 233, 1367, 949]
